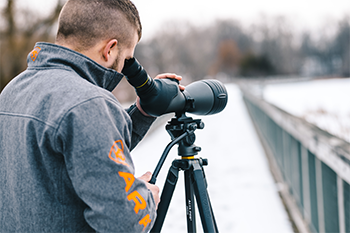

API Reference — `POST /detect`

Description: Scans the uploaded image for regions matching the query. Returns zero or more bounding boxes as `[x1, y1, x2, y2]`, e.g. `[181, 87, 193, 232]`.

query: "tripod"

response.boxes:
[149, 113, 218, 233]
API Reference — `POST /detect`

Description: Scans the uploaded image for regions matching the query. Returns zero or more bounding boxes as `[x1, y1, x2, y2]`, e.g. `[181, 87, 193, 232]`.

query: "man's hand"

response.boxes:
[154, 73, 185, 91]
[136, 73, 185, 116]
[138, 172, 160, 209]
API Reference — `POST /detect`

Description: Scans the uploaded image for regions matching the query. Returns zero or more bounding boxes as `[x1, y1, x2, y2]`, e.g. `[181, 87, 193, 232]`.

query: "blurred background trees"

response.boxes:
[0, 0, 64, 91]
[134, 16, 349, 84]
[1, 0, 349, 102]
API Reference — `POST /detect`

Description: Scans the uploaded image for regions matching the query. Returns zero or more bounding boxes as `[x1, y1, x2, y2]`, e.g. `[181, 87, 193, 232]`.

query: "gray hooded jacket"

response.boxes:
[0, 42, 157, 232]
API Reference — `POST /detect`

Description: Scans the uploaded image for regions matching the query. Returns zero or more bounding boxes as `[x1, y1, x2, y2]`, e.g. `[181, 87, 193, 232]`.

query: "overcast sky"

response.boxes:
[132, 0, 350, 40]
[12, 0, 350, 41]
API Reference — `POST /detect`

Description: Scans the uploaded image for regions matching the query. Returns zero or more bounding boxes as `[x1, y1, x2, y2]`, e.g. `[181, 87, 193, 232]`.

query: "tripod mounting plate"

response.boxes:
[166, 114, 204, 157]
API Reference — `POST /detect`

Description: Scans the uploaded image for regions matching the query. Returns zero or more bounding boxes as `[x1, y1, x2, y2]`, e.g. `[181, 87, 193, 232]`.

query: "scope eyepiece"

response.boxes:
[122, 58, 154, 93]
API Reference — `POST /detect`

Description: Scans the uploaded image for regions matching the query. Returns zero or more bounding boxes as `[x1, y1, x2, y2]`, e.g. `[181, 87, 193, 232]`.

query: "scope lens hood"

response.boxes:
[202, 80, 228, 115]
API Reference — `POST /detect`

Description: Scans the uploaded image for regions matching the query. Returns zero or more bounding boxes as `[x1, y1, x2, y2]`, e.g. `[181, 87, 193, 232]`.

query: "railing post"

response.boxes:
[301, 146, 311, 227]
[337, 175, 345, 233]
[315, 158, 325, 233]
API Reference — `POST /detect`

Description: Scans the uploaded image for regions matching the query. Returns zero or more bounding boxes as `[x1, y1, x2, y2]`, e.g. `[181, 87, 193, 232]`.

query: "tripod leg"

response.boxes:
[191, 161, 218, 233]
[206, 193, 219, 232]
[151, 162, 180, 233]
[184, 169, 196, 232]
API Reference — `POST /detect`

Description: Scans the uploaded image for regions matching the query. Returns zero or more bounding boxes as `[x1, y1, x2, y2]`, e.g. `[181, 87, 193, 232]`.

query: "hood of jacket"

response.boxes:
[27, 42, 124, 92]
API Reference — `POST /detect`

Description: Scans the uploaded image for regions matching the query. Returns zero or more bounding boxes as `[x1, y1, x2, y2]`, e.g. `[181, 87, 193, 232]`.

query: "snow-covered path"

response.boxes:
[132, 84, 293, 232]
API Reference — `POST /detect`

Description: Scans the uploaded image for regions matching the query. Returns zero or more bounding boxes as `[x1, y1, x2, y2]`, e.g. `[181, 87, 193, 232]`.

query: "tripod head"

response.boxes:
[166, 113, 204, 157]
[150, 113, 205, 184]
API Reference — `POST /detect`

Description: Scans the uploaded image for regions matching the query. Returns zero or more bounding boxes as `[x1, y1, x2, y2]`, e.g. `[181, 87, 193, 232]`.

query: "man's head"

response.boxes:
[56, 0, 142, 72]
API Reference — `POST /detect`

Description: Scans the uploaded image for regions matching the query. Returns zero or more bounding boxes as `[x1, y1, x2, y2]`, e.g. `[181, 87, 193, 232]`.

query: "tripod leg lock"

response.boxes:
[172, 159, 191, 170]
[199, 158, 208, 166]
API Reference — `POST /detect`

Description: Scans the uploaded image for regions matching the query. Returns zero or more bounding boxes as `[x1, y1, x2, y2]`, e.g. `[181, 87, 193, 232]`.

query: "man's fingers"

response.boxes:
[154, 73, 185, 91]
[179, 84, 185, 91]
[138, 171, 152, 182]
[155, 73, 182, 81]
[138, 172, 161, 208]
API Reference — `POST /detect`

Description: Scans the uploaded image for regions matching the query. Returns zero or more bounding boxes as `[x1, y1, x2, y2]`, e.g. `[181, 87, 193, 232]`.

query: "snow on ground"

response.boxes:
[132, 84, 293, 233]
[263, 78, 350, 143]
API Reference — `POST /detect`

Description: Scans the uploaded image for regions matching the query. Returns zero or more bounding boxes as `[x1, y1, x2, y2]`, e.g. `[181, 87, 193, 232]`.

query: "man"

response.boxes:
[0, 0, 182, 232]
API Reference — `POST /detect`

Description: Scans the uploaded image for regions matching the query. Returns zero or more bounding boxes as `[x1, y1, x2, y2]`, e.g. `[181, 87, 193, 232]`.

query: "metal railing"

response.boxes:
[240, 85, 350, 233]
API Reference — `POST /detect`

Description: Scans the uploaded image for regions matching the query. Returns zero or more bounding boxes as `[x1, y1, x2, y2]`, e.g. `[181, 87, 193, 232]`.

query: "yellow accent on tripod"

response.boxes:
[181, 156, 195, 160]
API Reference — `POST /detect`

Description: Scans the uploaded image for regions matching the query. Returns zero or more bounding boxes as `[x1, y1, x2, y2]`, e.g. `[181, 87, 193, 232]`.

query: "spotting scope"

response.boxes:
[122, 58, 228, 117]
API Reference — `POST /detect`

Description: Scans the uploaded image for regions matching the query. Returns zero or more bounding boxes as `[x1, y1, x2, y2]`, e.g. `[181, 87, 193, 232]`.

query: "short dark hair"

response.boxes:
[56, 0, 142, 50]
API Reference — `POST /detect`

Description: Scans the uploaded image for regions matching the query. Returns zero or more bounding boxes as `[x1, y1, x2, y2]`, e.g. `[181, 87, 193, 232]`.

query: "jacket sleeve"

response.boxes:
[126, 103, 157, 151]
[55, 97, 156, 232]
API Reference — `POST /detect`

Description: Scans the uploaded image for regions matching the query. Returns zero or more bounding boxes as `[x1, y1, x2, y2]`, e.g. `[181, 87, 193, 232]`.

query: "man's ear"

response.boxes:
[102, 39, 118, 62]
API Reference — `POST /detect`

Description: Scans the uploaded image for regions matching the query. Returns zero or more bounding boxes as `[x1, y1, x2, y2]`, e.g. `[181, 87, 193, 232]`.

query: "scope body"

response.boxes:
[122, 58, 228, 117]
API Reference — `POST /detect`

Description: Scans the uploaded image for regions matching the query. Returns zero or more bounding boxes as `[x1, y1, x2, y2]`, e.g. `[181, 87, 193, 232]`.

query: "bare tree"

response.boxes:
[209, 39, 241, 76]
[333, 16, 350, 77]
[0, 0, 64, 92]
